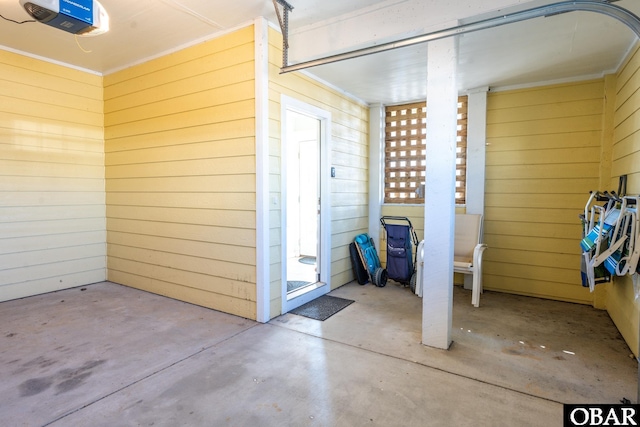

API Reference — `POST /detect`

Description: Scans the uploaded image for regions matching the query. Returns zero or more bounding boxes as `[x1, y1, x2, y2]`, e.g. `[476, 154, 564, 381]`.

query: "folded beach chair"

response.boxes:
[580, 207, 621, 253]
[581, 193, 639, 290]
[604, 197, 639, 276]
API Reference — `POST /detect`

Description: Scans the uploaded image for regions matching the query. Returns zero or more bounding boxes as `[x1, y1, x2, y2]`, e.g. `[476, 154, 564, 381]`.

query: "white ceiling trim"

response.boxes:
[489, 71, 618, 93]
[0, 44, 102, 76]
[1, 18, 260, 77]
[103, 18, 258, 76]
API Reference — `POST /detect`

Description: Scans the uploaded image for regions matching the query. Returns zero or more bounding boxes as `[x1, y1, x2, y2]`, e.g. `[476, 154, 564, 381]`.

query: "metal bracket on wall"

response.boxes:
[279, 0, 640, 73]
[272, 0, 294, 67]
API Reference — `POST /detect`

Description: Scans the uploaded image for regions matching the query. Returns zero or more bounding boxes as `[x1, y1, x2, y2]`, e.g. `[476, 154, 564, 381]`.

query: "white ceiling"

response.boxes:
[1, 0, 639, 105]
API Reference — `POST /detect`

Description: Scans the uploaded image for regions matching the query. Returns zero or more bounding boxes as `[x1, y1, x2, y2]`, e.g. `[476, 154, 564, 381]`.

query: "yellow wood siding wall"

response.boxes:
[0, 50, 105, 301]
[484, 80, 605, 304]
[104, 26, 257, 319]
[608, 44, 640, 355]
[268, 28, 370, 317]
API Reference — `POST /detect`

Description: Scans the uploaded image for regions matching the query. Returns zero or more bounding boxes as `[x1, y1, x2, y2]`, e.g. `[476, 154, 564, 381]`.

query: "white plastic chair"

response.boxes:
[453, 214, 487, 307]
[414, 214, 487, 307]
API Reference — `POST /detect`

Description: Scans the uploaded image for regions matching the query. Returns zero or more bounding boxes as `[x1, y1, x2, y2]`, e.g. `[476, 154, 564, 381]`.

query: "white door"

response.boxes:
[281, 97, 331, 313]
[298, 138, 318, 257]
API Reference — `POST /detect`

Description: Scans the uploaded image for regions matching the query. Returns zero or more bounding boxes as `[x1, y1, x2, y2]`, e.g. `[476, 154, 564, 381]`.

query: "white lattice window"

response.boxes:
[384, 97, 468, 204]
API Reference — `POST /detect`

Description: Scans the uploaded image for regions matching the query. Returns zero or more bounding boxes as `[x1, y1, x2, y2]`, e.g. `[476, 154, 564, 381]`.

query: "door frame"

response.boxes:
[281, 95, 332, 313]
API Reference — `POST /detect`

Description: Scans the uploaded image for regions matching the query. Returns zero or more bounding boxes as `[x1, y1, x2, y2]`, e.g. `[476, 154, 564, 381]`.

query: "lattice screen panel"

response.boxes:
[384, 96, 468, 204]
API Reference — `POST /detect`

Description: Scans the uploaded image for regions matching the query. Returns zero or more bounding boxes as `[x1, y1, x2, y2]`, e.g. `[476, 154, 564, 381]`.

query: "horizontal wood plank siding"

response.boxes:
[0, 50, 105, 301]
[268, 28, 369, 315]
[484, 80, 605, 304]
[607, 43, 640, 355]
[104, 26, 257, 319]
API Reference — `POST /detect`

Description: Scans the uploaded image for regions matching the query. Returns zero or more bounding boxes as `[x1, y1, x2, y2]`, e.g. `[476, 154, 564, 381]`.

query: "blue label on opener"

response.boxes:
[59, 0, 93, 24]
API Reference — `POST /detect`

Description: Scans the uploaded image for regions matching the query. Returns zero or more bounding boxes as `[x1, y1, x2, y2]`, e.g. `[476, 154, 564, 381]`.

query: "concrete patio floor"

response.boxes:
[0, 281, 636, 426]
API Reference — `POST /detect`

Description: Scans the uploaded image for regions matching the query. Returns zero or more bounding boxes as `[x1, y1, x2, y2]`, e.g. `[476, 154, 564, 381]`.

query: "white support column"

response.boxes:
[368, 104, 385, 245]
[422, 37, 458, 349]
[255, 17, 271, 323]
[465, 88, 488, 217]
[462, 88, 488, 291]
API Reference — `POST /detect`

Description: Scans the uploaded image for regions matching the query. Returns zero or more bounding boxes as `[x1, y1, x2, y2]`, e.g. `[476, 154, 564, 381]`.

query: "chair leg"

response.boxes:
[471, 271, 480, 307]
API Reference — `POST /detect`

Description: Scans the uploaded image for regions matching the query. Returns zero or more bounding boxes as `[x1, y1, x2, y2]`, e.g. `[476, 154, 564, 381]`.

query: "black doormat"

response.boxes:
[290, 295, 355, 321]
